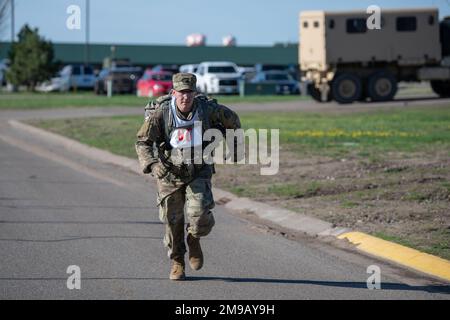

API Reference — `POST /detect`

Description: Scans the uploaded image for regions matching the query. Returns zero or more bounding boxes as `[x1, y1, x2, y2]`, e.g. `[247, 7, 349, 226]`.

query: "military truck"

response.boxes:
[299, 8, 450, 103]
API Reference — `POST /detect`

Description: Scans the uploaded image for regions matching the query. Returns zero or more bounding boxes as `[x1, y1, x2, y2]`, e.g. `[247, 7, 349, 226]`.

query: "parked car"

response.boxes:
[237, 66, 256, 82]
[94, 67, 142, 95]
[286, 64, 300, 81]
[195, 61, 241, 95]
[108, 59, 134, 69]
[250, 70, 300, 94]
[136, 70, 173, 97]
[59, 64, 96, 90]
[35, 77, 66, 92]
[0, 59, 10, 86]
[179, 64, 199, 73]
[152, 64, 179, 75]
[254, 63, 288, 73]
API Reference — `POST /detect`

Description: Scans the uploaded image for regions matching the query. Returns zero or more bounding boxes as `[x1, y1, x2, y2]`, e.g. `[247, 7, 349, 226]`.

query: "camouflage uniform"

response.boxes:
[135, 74, 241, 261]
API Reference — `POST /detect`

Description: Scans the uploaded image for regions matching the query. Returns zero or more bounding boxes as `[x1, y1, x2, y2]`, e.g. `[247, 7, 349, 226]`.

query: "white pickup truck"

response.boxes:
[195, 61, 242, 94]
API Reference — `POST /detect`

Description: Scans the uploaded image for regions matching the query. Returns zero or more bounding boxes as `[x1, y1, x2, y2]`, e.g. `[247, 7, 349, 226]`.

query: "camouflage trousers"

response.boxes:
[157, 176, 215, 260]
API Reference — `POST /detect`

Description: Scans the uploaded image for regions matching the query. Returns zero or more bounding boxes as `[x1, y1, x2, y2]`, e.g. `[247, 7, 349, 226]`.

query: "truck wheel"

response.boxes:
[367, 71, 397, 102]
[308, 83, 322, 102]
[307, 83, 331, 102]
[430, 80, 450, 97]
[331, 73, 362, 104]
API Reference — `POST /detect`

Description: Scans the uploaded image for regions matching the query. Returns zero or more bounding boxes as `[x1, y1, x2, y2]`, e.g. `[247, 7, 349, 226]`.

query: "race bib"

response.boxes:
[169, 123, 203, 149]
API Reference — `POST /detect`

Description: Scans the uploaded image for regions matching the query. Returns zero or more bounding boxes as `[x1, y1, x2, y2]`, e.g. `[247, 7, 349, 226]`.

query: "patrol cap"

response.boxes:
[172, 73, 197, 92]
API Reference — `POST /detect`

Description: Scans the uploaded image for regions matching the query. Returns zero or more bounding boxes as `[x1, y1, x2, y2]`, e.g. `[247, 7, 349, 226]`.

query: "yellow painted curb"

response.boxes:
[338, 231, 450, 282]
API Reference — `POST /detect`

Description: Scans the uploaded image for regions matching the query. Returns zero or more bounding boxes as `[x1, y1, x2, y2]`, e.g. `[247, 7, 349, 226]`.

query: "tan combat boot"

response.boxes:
[169, 257, 185, 281]
[187, 234, 203, 271]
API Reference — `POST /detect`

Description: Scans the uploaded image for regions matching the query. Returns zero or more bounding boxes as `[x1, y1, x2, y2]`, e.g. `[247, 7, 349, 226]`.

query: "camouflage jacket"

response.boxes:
[135, 94, 241, 176]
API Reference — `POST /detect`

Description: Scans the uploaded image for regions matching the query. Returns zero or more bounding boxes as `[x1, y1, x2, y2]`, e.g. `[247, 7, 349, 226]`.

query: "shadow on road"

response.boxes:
[185, 276, 450, 294]
[1, 276, 447, 294]
[328, 96, 446, 106]
[316, 95, 446, 106]
[392, 96, 442, 103]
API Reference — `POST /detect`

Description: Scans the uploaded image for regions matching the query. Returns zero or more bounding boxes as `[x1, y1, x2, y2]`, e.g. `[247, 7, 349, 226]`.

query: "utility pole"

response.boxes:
[85, 0, 89, 65]
[10, 0, 14, 43]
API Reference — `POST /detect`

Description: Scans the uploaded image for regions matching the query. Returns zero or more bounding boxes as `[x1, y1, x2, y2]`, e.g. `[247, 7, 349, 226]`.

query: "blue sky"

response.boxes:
[2, 0, 450, 46]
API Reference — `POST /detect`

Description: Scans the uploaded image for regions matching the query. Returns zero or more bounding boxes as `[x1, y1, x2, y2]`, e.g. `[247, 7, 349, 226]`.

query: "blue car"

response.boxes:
[250, 70, 300, 95]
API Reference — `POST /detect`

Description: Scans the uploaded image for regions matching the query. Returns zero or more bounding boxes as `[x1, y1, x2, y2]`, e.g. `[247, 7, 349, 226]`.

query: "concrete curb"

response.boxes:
[338, 232, 450, 283]
[9, 119, 450, 283]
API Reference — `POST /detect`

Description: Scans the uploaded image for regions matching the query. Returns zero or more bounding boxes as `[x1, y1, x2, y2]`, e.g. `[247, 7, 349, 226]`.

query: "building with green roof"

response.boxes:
[0, 42, 298, 68]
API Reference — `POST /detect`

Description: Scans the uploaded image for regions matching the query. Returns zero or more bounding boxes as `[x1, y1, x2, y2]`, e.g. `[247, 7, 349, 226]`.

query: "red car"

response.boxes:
[136, 70, 173, 97]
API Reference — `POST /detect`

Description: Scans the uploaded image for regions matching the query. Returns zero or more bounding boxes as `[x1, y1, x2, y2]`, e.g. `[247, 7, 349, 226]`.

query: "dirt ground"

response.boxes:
[212, 142, 450, 260]
[212, 88, 450, 260]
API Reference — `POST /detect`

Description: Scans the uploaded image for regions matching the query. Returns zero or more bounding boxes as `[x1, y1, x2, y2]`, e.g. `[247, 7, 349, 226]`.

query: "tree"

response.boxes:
[6, 24, 56, 90]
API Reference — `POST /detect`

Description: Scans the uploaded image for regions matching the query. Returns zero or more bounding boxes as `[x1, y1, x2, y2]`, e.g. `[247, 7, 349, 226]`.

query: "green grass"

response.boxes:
[441, 181, 450, 193]
[239, 105, 450, 158]
[341, 200, 360, 208]
[0, 91, 308, 110]
[268, 182, 322, 198]
[0, 92, 149, 109]
[268, 184, 306, 198]
[374, 231, 450, 260]
[29, 116, 142, 157]
[29, 104, 450, 160]
[405, 191, 430, 202]
[373, 232, 426, 252]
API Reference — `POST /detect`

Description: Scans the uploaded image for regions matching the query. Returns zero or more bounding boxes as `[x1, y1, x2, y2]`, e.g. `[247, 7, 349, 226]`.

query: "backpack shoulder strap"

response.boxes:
[143, 95, 173, 145]
[151, 96, 173, 145]
[194, 94, 216, 131]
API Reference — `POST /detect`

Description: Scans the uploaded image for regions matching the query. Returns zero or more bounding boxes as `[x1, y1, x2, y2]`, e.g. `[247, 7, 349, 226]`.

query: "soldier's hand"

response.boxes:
[143, 163, 152, 174]
[151, 162, 168, 179]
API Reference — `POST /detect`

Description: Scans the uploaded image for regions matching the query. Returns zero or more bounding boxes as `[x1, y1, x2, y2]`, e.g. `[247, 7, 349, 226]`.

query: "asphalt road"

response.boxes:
[0, 100, 449, 299]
